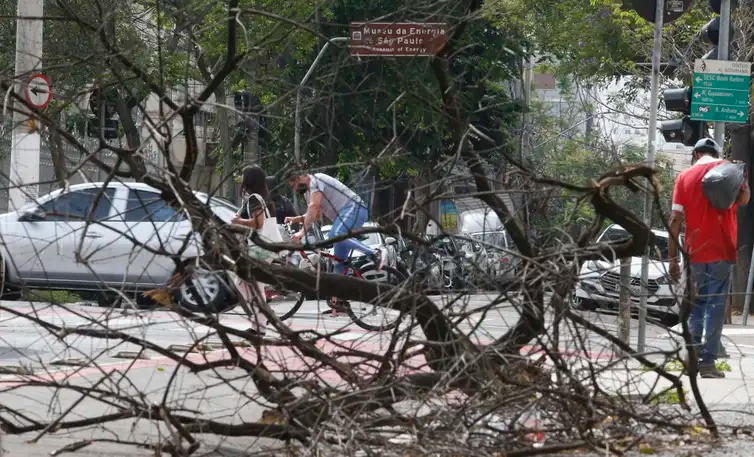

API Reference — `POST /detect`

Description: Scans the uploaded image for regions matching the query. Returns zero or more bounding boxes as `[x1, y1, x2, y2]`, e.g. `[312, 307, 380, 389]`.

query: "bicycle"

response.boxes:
[173, 223, 406, 331]
[265, 224, 407, 331]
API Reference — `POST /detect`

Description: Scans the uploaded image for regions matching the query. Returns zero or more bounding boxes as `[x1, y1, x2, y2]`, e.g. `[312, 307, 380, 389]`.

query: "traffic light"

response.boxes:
[702, 0, 737, 60]
[662, 88, 690, 112]
[87, 88, 120, 140]
[624, 0, 692, 24]
[231, 91, 262, 149]
[88, 88, 118, 120]
[233, 91, 261, 114]
[659, 87, 708, 146]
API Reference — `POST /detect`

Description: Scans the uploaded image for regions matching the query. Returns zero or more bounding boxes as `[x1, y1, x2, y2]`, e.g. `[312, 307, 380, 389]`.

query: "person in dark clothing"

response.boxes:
[265, 175, 296, 224]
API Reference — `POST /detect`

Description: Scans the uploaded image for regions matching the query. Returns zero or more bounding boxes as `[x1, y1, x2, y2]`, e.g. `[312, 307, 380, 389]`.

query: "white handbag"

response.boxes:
[245, 193, 284, 263]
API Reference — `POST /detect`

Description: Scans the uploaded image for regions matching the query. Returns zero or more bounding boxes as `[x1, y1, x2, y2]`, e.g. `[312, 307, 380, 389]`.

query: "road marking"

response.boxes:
[723, 328, 754, 336]
[729, 343, 754, 349]
[330, 332, 367, 341]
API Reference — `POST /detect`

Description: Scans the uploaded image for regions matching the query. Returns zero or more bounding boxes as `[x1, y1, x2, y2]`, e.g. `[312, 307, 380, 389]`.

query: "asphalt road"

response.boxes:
[0, 295, 753, 456]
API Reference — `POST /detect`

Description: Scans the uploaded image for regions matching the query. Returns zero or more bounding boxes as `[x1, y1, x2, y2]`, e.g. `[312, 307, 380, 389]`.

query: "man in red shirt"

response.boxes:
[669, 138, 750, 378]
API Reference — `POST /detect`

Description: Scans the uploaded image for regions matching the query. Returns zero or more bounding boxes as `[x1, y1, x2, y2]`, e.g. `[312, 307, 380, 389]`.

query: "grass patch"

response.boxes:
[22, 289, 81, 304]
[642, 359, 733, 374]
[650, 388, 687, 406]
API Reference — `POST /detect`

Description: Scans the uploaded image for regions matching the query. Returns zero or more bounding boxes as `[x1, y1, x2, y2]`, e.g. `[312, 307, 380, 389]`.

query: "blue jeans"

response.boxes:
[328, 203, 375, 274]
[688, 261, 732, 365]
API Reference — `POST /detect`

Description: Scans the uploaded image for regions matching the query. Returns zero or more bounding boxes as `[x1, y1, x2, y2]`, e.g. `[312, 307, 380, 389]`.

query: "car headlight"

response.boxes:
[655, 274, 670, 285]
[586, 261, 601, 272]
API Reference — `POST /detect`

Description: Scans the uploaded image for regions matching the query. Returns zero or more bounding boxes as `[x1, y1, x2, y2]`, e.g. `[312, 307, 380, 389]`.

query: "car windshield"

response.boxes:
[197, 193, 238, 212]
[470, 231, 505, 248]
[430, 237, 479, 254]
[599, 227, 670, 262]
[360, 232, 382, 246]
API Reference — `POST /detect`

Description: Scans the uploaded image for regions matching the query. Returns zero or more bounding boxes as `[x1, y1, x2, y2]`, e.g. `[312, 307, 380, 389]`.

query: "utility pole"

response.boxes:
[617, 257, 632, 353]
[241, 60, 260, 166]
[713, 0, 732, 145]
[714, 0, 733, 348]
[9, 0, 44, 211]
[520, 56, 534, 236]
[637, 0, 665, 352]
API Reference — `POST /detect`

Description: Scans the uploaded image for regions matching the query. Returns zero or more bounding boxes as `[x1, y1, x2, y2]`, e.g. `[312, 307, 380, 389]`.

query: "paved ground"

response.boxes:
[0, 295, 753, 455]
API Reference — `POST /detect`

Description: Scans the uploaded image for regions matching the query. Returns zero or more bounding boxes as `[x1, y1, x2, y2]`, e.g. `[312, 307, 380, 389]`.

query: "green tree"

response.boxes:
[486, 0, 711, 84]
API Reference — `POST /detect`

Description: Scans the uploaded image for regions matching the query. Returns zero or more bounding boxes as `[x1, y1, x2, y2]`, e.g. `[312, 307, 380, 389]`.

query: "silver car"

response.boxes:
[0, 182, 237, 304]
[467, 230, 519, 282]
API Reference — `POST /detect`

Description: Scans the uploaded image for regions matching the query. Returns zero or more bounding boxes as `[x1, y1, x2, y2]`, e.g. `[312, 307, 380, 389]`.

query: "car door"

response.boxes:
[6, 187, 116, 285]
[116, 189, 193, 287]
[77, 186, 151, 286]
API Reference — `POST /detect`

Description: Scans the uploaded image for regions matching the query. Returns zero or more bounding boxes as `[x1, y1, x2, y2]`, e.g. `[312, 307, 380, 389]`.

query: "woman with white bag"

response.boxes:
[231, 165, 284, 336]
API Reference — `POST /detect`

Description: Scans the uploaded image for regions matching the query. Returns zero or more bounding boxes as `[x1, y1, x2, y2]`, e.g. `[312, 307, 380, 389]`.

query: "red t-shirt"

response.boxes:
[672, 156, 738, 263]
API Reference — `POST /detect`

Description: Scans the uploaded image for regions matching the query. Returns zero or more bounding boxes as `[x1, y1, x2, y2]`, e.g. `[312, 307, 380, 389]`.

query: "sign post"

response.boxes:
[25, 73, 52, 110]
[690, 59, 750, 124]
[637, 0, 666, 353]
[9, 0, 45, 212]
[348, 23, 448, 57]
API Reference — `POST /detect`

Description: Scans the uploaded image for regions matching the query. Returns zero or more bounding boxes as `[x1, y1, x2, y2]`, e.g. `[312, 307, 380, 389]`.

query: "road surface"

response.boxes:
[0, 295, 752, 456]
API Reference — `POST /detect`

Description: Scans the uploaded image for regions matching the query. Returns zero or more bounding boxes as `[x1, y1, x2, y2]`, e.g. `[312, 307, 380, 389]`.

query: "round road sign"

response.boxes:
[25, 73, 52, 110]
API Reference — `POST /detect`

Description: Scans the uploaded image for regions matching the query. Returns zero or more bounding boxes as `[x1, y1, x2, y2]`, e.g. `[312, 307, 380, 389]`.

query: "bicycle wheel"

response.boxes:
[347, 264, 406, 331]
[266, 289, 305, 321]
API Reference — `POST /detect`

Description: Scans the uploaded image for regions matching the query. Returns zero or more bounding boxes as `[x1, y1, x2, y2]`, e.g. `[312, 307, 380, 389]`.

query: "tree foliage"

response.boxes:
[485, 0, 713, 85]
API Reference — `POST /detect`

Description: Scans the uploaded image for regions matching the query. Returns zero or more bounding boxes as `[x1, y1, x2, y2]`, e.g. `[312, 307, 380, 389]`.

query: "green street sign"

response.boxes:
[690, 59, 751, 124]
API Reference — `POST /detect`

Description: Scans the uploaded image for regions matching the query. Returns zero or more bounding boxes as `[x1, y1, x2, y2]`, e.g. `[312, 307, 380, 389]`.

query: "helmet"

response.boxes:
[693, 138, 722, 156]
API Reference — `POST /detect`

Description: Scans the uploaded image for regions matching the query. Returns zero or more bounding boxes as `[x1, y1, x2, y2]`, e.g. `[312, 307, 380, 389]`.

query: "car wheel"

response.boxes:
[0, 260, 19, 300]
[173, 264, 233, 313]
[659, 313, 680, 327]
[96, 293, 122, 308]
[571, 292, 597, 311]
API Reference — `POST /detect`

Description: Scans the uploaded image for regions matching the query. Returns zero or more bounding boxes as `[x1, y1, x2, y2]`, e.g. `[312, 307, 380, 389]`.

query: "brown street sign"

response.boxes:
[349, 22, 448, 57]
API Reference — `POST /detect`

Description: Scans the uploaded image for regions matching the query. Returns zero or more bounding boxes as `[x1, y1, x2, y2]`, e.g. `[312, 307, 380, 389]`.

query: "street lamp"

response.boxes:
[294, 37, 348, 166]
[292, 37, 348, 215]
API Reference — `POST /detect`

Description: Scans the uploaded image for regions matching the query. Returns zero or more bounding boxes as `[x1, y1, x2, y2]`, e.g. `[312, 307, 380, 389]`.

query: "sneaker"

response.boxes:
[699, 363, 725, 379]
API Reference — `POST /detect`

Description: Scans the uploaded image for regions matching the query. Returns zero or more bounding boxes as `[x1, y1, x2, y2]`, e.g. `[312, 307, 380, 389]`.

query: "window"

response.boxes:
[599, 227, 670, 261]
[39, 188, 115, 222]
[649, 235, 669, 262]
[471, 231, 511, 249]
[196, 192, 238, 213]
[124, 190, 183, 222]
[359, 232, 382, 246]
[600, 227, 631, 243]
